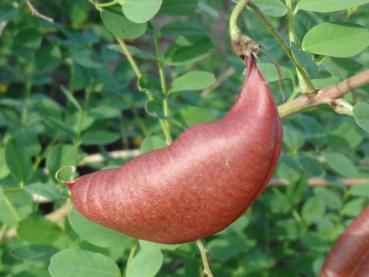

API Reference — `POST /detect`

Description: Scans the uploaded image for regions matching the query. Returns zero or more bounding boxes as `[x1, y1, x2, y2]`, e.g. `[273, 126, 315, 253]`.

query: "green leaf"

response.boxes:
[312, 75, 340, 89]
[69, 208, 130, 248]
[24, 183, 62, 201]
[269, 189, 292, 214]
[49, 249, 121, 277]
[0, 188, 33, 227]
[10, 244, 58, 261]
[126, 246, 163, 277]
[35, 45, 62, 72]
[43, 116, 76, 139]
[5, 139, 33, 184]
[257, 0, 288, 17]
[0, 4, 18, 22]
[145, 100, 165, 119]
[13, 269, 49, 277]
[314, 187, 342, 211]
[298, 153, 324, 177]
[60, 86, 82, 111]
[13, 28, 42, 49]
[120, 0, 162, 23]
[170, 71, 215, 93]
[46, 144, 78, 178]
[298, 0, 369, 13]
[353, 102, 369, 133]
[12, 129, 41, 156]
[140, 136, 166, 154]
[109, 44, 156, 60]
[70, 0, 90, 28]
[302, 23, 369, 57]
[139, 240, 180, 251]
[175, 106, 215, 127]
[324, 152, 358, 177]
[161, 21, 206, 36]
[207, 236, 246, 262]
[101, 6, 147, 40]
[0, 146, 10, 179]
[164, 35, 214, 66]
[341, 198, 365, 217]
[276, 155, 301, 183]
[283, 126, 305, 150]
[302, 196, 326, 224]
[161, 0, 197, 15]
[257, 63, 294, 83]
[350, 184, 369, 198]
[71, 49, 105, 69]
[81, 130, 120, 146]
[18, 217, 63, 244]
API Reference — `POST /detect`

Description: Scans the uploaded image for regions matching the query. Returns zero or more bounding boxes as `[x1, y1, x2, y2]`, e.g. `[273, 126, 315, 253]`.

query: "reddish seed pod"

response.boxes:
[321, 205, 369, 277]
[69, 58, 282, 244]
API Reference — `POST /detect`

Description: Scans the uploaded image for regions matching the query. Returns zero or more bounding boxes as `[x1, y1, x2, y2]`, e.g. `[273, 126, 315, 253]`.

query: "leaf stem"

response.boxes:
[90, 0, 118, 9]
[248, 1, 316, 94]
[153, 31, 172, 145]
[21, 80, 32, 127]
[124, 239, 138, 276]
[229, 0, 250, 40]
[115, 37, 171, 143]
[196, 240, 214, 277]
[116, 39, 145, 86]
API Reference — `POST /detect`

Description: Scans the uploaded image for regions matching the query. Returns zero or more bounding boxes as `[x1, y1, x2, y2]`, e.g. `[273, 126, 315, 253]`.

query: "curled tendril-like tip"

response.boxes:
[55, 165, 77, 190]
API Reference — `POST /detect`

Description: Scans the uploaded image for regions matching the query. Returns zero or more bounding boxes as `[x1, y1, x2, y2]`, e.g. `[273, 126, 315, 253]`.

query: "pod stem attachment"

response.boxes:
[55, 166, 77, 190]
[229, 0, 260, 62]
[229, 0, 316, 94]
[196, 240, 214, 277]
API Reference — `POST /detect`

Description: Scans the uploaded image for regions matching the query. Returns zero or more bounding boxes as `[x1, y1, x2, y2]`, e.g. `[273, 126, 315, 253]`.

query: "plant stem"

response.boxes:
[229, 0, 249, 40]
[278, 68, 369, 118]
[247, 2, 315, 94]
[196, 240, 214, 277]
[21, 80, 32, 127]
[75, 85, 93, 148]
[285, 0, 297, 44]
[115, 37, 171, 143]
[124, 239, 138, 276]
[90, 0, 118, 8]
[116, 39, 146, 88]
[153, 31, 172, 145]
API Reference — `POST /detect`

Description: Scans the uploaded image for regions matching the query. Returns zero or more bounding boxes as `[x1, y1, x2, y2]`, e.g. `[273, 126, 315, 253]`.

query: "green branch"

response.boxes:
[153, 32, 172, 145]
[278, 68, 369, 118]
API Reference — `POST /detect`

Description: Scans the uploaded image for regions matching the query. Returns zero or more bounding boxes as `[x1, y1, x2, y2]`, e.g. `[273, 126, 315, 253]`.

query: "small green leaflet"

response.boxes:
[302, 23, 369, 57]
[120, 0, 162, 23]
[298, 0, 369, 13]
[170, 71, 215, 93]
[353, 102, 369, 133]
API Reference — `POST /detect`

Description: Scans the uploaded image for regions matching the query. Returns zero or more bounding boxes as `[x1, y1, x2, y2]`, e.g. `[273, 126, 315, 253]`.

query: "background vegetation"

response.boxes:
[0, 0, 369, 276]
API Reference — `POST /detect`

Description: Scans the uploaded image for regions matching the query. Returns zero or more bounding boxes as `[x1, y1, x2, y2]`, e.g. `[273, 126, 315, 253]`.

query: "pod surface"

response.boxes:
[70, 58, 282, 244]
[321, 205, 369, 277]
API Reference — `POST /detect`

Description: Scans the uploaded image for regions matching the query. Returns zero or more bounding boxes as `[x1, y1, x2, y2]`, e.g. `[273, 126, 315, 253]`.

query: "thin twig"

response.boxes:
[25, 0, 54, 22]
[278, 68, 369, 118]
[80, 149, 141, 165]
[202, 67, 236, 96]
[196, 240, 214, 277]
[124, 239, 138, 276]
